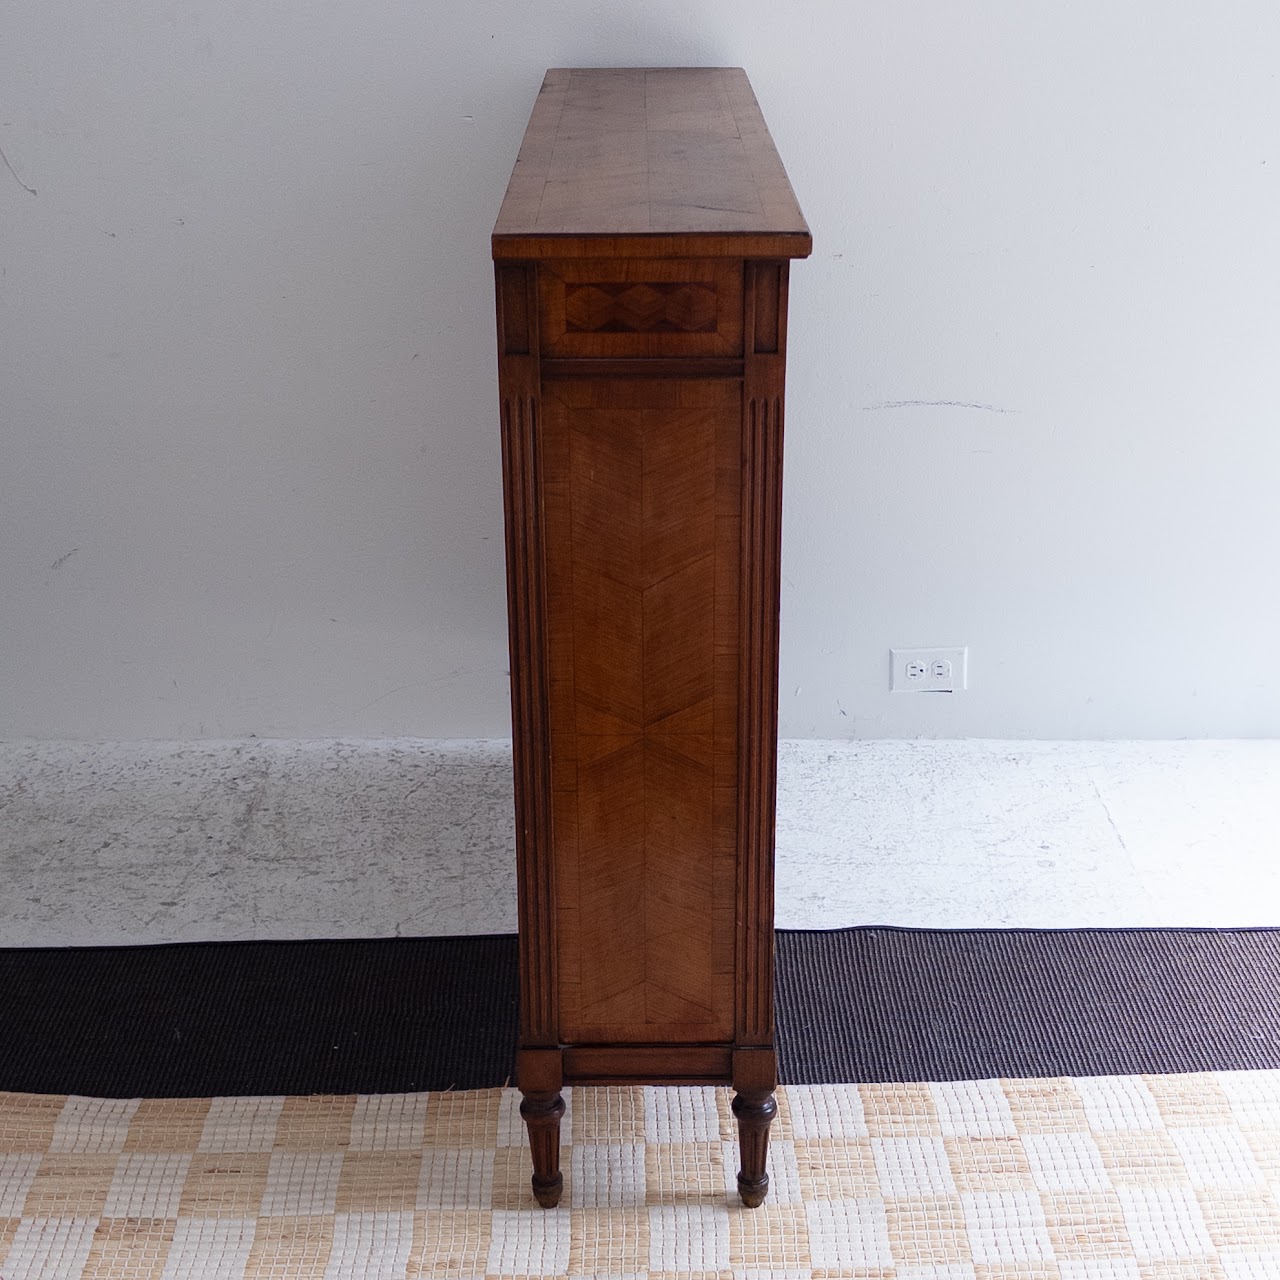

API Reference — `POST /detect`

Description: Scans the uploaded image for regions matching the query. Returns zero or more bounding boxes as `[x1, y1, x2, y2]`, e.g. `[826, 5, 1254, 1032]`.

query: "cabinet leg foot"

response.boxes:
[520, 1090, 565, 1208]
[732, 1087, 776, 1207]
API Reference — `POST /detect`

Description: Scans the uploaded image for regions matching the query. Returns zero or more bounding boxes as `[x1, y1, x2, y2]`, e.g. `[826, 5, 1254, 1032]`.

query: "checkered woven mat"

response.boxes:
[4, 1073, 1280, 1277]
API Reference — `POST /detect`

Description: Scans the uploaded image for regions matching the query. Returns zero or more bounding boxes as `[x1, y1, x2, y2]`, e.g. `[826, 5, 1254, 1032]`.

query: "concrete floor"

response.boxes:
[1, 738, 1278, 947]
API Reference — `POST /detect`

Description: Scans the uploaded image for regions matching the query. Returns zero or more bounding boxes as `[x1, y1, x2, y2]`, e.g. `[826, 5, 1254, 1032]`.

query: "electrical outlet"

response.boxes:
[891, 647, 968, 693]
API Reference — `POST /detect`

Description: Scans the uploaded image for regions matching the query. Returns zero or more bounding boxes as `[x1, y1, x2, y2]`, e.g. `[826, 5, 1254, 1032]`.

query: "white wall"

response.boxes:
[2, 0, 1277, 741]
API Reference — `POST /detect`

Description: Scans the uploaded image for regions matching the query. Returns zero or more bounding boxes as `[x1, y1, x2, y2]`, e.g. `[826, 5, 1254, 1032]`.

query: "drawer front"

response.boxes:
[538, 259, 743, 358]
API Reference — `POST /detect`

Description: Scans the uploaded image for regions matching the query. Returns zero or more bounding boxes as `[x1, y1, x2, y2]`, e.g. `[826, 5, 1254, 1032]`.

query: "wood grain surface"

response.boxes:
[496, 68, 805, 1205]
[539, 259, 743, 358]
[541, 377, 742, 1047]
[493, 68, 812, 261]
[495, 262, 558, 1049]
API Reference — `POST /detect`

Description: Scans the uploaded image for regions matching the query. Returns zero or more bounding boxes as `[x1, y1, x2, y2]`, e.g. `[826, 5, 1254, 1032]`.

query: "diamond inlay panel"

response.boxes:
[539, 259, 743, 358]
[564, 282, 719, 333]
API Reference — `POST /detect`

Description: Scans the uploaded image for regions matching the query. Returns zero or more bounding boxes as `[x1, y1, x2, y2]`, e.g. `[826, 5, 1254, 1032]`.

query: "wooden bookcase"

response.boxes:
[491, 67, 811, 1208]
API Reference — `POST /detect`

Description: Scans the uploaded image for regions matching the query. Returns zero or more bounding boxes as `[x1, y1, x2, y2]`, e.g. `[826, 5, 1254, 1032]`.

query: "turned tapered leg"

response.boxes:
[732, 1087, 777, 1207]
[520, 1090, 565, 1208]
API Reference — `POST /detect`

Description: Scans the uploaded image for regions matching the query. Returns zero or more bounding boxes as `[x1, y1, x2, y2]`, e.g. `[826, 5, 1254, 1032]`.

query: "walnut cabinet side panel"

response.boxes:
[498, 259, 790, 1068]
[541, 375, 742, 1049]
[498, 258, 791, 1210]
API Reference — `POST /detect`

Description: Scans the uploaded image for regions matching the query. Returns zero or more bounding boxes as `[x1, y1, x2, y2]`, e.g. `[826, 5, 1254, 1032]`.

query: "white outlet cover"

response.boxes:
[891, 647, 968, 693]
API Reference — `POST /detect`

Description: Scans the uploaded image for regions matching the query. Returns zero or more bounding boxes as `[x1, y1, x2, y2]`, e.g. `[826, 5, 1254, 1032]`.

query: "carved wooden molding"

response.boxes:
[496, 263, 558, 1047]
[735, 392, 783, 1045]
[735, 261, 789, 1046]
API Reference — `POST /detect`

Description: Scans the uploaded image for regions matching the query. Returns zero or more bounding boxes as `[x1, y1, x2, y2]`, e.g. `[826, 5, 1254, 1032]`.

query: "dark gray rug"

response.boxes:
[774, 925, 1280, 1082]
[2, 927, 1278, 1097]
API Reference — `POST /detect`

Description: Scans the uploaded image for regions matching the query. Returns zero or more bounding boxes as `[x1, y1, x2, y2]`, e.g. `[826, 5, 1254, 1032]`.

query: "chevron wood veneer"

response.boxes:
[542, 379, 739, 1048]
[493, 67, 810, 1211]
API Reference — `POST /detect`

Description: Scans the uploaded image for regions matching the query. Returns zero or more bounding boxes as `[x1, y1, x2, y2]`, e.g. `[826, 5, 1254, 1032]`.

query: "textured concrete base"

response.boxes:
[0, 739, 516, 947]
[2, 738, 1278, 946]
[774, 738, 1280, 931]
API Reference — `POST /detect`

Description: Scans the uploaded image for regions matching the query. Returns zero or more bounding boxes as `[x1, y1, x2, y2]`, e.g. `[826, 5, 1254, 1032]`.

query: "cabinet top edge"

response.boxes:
[492, 67, 812, 256]
[491, 230, 813, 261]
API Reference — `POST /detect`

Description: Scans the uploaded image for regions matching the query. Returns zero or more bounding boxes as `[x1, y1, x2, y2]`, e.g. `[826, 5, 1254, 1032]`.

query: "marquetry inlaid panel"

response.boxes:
[539, 259, 742, 358]
[564, 282, 719, 334]
[540, 379, 742, 1046]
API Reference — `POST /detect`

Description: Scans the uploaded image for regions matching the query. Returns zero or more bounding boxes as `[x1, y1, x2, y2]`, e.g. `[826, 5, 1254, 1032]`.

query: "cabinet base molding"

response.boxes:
[561, 1044, 733, 1083]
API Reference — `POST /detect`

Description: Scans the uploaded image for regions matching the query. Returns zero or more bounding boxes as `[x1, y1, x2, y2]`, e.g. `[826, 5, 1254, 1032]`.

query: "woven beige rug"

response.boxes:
[3, 1073, 1280, 1278]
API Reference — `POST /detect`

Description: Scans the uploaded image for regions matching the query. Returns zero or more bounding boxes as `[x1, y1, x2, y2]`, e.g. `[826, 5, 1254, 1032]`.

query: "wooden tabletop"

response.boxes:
[492, 68, 812, 261]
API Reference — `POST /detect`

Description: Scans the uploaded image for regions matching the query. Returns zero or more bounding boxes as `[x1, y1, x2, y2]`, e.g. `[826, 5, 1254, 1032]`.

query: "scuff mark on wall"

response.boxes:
[862, 400, 1020, 414]
[50, 548, 80, 571]
[0, 142, 37, 196]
